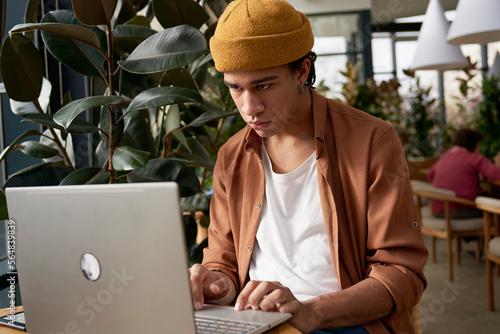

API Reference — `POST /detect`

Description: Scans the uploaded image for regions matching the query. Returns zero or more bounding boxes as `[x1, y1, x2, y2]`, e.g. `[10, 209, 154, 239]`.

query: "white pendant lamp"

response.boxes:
[447, 0, 500, 45]
[487, 52, 500, 79]
[411, 0, 468, 71]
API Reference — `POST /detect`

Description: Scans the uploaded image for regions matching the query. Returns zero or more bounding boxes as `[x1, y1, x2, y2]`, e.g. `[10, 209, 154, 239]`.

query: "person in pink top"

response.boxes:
[428, 128, 500, 218]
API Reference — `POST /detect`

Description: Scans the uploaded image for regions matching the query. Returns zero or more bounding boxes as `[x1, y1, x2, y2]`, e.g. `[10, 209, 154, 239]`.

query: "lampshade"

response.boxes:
[411, 0, 468, 71]
[487, 53, 500, 91]
[487, 52, 500, 79]
[447, 0, 500, 45]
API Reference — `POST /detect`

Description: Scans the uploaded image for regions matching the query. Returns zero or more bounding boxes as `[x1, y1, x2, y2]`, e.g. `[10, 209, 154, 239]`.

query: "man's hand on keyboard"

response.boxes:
[189, 264, 237, 309]
[235, 280, 317, 333]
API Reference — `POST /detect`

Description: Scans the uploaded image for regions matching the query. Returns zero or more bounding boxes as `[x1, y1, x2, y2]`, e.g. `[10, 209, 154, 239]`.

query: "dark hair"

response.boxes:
[287, 51, 317, 89]
[452, 128, 483, 152]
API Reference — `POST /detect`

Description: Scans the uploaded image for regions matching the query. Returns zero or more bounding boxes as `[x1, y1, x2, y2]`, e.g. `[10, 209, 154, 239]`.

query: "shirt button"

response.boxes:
[247, 246, 252, 252]
[256, 203, 261, 209]
[411, 221, 419, 228]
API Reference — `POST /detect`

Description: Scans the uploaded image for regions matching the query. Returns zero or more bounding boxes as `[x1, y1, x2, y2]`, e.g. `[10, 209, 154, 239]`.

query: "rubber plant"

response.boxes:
[0, 0, 239, 260]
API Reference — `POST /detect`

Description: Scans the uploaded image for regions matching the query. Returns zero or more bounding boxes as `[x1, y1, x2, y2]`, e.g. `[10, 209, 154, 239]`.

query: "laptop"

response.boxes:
[5, 183, 291, 334]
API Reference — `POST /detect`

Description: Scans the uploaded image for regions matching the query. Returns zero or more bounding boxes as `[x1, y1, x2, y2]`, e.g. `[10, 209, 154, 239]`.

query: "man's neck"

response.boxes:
[263, 91, 315, 174]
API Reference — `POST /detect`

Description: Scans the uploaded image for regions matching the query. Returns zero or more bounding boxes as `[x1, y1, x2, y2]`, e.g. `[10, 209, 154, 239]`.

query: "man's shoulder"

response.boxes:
[316, 96, 395, 145]
[326, 98, 393, 130]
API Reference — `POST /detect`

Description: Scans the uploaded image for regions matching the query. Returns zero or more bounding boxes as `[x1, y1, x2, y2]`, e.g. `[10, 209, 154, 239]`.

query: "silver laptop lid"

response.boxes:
[6, 183, 196, 334]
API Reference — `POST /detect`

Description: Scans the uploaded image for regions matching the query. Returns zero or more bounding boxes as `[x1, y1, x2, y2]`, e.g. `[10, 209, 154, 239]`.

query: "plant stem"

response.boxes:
[105, 23, 117, 183]
[161, 135, 172, 159]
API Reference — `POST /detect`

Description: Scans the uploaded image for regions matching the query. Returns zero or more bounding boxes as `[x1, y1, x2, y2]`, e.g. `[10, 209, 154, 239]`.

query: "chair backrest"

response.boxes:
[410, 180, 456, 198]
[475, 196, 500, 242]
[476, 196, 500, 214]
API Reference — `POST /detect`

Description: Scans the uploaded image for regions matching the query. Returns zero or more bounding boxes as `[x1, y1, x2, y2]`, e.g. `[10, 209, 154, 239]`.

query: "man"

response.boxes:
[189, 1, 428, 333]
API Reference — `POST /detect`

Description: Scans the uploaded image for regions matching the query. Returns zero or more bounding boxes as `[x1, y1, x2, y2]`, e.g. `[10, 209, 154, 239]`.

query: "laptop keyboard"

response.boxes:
[195, 316, 261, 334]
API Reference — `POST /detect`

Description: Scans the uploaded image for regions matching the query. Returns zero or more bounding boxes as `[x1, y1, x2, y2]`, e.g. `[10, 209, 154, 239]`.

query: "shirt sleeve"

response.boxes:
[475, 153, 500, 180]
[365, 128, 428, 317]
[201, 148, 240, 293]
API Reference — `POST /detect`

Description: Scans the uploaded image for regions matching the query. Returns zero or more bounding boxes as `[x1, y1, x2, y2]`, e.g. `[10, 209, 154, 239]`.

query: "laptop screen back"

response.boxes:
[6, 183, 197, 334]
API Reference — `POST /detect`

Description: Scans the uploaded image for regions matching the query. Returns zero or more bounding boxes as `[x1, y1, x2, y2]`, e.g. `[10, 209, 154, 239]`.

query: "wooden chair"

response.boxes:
[410, 304, 422, 334]
[475, 196, 500, 311]
[411, 180, 484, 281]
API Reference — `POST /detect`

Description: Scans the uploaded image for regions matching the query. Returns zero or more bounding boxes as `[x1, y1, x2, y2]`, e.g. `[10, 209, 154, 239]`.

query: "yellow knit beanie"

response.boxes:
[210, 0, 314, 72]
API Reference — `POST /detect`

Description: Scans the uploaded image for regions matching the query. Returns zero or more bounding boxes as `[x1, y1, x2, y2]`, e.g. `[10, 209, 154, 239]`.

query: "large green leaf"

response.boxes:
[60, 167, 110, 185]
[24, 0, 39, 23]
[127, 86, 202, 111]
[170, 128, 190, 154]
[160, 68, 198, 91]
[72, 0, 119, 26]
[116, 0, 151, 25]
[40, 10, 107, 78]
[184, 109, 239, 129]
[113, 24, 157, 55]
[180, 192, 211, 212]
[53, 96, 125, 130]
[11, 22, 101, 49]
[117, 71, 157, 99]
[123, 110, 156, 155]
[166, 104, 181, 135]
[112, 146, 151, 171]
[153, 0, 209, 29]
[191, 61, 208, 91]
[23, 0, 39, 41]
[0, 34, 44, 102]
[0, 189, 7, 221]
[9, 78, 52, 115]
[124, 15, 150, 27]
[118, 24, 208, 74]
[127, 158, 200, 197]
[20, 141, 60, 159]
[23, 113, 99, 134]
[2, 162, 73, 189]
[0, 129, 42, 163]
[170, 137, 215, 169]
[165, 104, 190, 150]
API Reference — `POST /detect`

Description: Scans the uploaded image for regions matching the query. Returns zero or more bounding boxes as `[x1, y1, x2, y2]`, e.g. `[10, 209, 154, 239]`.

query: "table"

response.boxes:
[0, 307, 23, 334]
[0, 307, 300, 334]
[485, 179, 500, 199]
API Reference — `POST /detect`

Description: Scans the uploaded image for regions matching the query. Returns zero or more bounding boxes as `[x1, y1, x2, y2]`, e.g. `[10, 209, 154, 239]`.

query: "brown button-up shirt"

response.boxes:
[202, 89, 428, 333]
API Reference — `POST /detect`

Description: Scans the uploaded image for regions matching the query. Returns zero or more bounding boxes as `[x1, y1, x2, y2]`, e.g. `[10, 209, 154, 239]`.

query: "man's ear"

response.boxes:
[297, 58, 311, 82]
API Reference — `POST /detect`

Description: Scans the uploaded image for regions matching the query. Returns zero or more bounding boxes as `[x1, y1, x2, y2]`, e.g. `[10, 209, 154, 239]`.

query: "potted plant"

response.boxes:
[0, 0, 240, 262]
[475, 74, 500, 159]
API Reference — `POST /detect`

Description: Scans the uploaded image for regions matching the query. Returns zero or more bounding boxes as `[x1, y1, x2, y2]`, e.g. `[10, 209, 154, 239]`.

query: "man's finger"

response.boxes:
[189, 265, 205, 310]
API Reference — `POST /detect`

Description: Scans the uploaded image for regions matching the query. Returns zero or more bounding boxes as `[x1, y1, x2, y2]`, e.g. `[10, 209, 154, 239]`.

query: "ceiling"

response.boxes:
[371, 0, 459, 24]
[289, 0, 460, 24]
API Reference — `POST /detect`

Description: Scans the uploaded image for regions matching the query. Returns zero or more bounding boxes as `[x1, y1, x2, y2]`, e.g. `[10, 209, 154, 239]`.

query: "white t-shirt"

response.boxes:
[249, 144, 340, 301]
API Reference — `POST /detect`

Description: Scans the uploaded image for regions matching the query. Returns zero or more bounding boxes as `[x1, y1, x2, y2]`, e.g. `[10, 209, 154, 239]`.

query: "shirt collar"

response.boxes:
[242, 88, 328, 154]
[450, 145, 470, 153]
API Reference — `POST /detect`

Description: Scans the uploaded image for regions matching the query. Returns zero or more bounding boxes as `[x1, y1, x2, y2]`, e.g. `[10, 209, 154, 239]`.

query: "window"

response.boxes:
[309, 11, 372, 99]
